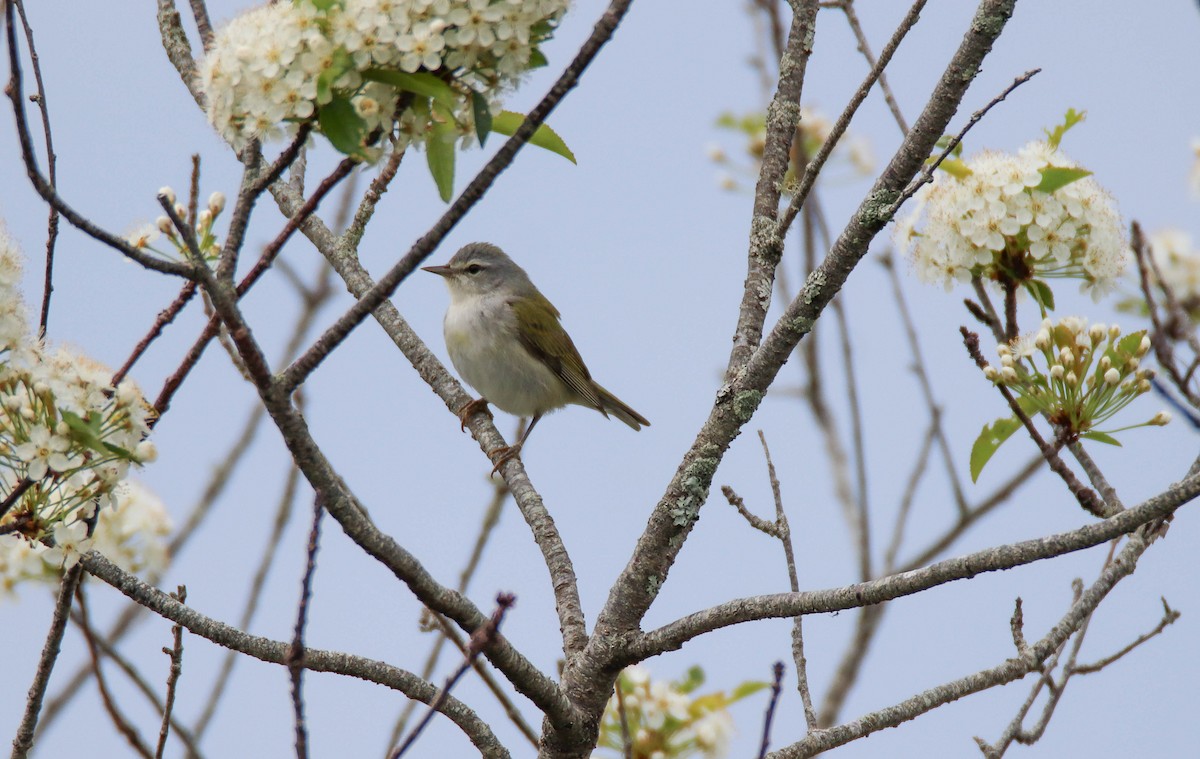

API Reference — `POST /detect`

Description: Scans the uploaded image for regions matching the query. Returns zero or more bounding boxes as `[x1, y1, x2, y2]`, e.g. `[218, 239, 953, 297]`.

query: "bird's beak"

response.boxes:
[421, 264, 452, 277]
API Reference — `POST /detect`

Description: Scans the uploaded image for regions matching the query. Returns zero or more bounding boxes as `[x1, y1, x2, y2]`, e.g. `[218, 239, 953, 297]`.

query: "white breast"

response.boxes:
[443, 294, 573, 417]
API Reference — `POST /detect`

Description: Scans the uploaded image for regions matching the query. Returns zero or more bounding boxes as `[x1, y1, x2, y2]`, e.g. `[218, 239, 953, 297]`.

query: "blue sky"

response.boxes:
[3, 1, 1199, 757]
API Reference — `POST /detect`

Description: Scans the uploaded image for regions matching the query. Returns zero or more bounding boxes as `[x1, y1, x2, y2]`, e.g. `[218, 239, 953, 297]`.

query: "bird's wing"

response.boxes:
[509, 294, 606, 413]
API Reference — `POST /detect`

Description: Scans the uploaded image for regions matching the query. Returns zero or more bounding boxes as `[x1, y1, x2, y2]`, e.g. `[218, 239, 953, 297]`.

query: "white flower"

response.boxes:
[1148, 229, 1200, 302]
[90, 481, 172, 575]
[0, 221, 29, 354]
[14, 425, 77, 480]
[42, 521, 93, 570]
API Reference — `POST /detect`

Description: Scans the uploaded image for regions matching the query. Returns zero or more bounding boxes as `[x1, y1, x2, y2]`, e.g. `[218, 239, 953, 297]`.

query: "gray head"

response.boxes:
[422, 242, 537, 299]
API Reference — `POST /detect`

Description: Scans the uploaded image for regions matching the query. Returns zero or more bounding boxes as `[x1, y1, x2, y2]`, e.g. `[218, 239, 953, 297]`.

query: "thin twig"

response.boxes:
[4, 2, 191, 277]
[779, 0, 927, 234]
[615, 679, 632, 759]
[153, 159, 354, 415]
[894, 69, 1041, 210]
[391, 593, 517, 758]
[286, 497, 325, 759]
[193, 462, 302, 739]
[837, 0, 909, 133]
[1070, 597, 1180, 675]
[0, 478, 34, 523]
[112, 282, 198, 387]
[386, 475, 514, 748]
[11, 0, 59, 338]
[155, 586, 187, 759]
[757, 661, 786, 759]
[187, 0, 214, 51]
[423, 610, 541, 747]
[80, 551, 511, 757]
[65, 608, 203, 759]
[960, 327, 1106, 517]
[76, 585, 156, 759]
[11, 564, 83, 759]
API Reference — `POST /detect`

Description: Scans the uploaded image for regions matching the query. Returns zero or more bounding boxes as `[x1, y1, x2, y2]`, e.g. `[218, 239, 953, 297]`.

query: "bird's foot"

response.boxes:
[457, 398, 492, 432]
[487, 444, 522, 476]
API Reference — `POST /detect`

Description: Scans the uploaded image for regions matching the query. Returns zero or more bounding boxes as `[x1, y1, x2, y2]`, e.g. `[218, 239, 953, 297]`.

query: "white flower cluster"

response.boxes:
[201, 0, 569, 150]
[0, 227, 158, 575]
[1, 481, 171, 598]
[1148, 229, 1200, 308]
[128, 188, 227, 265]
[983, 317, 1163, 434]
[896, 141, 1128, 300]
[0, 224, 27, 357]
[595, 665, 737, 759]
[712, 106, 873, 193]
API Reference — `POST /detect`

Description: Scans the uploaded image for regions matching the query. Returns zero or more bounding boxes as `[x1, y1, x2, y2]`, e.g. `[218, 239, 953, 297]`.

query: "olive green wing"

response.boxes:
[510, 293, 606, 413]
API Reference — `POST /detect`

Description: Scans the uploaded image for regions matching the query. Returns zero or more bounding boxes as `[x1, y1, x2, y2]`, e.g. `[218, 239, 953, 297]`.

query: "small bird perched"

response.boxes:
[424, 243, 649, 471]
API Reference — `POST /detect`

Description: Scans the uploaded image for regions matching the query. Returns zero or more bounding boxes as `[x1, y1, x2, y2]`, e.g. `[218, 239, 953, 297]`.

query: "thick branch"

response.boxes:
[633, 471, 1199, 657]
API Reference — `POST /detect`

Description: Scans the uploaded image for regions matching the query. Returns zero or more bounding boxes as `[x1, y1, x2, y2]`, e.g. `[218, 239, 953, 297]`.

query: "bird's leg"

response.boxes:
[457, 397, 493, 432]
[488, 414, 542, 475]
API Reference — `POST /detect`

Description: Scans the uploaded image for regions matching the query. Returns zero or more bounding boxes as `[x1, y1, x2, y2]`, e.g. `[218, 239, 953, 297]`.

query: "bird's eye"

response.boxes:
[465, 264, 483, 275]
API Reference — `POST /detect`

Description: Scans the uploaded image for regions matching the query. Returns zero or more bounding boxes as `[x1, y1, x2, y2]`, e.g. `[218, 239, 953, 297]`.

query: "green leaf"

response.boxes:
[934, 134, 964, 157]
[60, 409, 106, 454]
[305, 0, 342, 11]
[675, 665, 705, 694]
[470, 91, 492, 148]
[1035, 166, 1092, 194]
[1044, 108, 1086, 149]
[490, 111, 576, 164]
[934, 157, 972, 179]
[1025, 279, 1055, 312]
[527, 47, 548, 70]
[318, 96, 369, 157]
[730, 680, 771, 701]
[362, 69, 460, 111]
[1082, 431, 1122, 446]
[317, 47, 354, 103]
[426, 111, 457, 202]
[970, 415, 1023, 482]
[1111, 330, 1147, 363]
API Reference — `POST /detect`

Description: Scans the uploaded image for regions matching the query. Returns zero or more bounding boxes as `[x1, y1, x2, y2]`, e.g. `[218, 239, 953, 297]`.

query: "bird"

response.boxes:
[423, 242, 649, 471]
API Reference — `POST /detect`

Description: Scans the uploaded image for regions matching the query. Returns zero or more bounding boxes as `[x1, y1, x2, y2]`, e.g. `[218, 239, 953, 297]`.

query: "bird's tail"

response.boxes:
[595, 384, 650, 431]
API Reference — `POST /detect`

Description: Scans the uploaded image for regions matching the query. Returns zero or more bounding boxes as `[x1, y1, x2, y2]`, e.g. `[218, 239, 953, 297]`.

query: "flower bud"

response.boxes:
[158, 186, 176, 205]
[1034, 330, 1050, 350]
[1050, 365, 1065, 380]
[198, 209, 213, 229]
[1109, 324, 1121, 341]
[997, 344, 1011, 358]
[1066, 371, 1078, 387]
[174, 203, 188, 221]
[1137, 335, 1151, 357]
[1089, 324, 1106, 344]
[207, 191, 226, 215]
[1137, 379, 1151, 393]
[1059, 347, 1074, 365]
[1125, 358, 1140, 374]
[156, 215, 174, 234]
[983, 366, 998, 381]
[1000, 354, 1014, 368]
[1104, 368, 1120, 385]
[135, 440, 158, 463]
[1149, 410, 1172, 426]
[1000, 366, 1019, 384]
